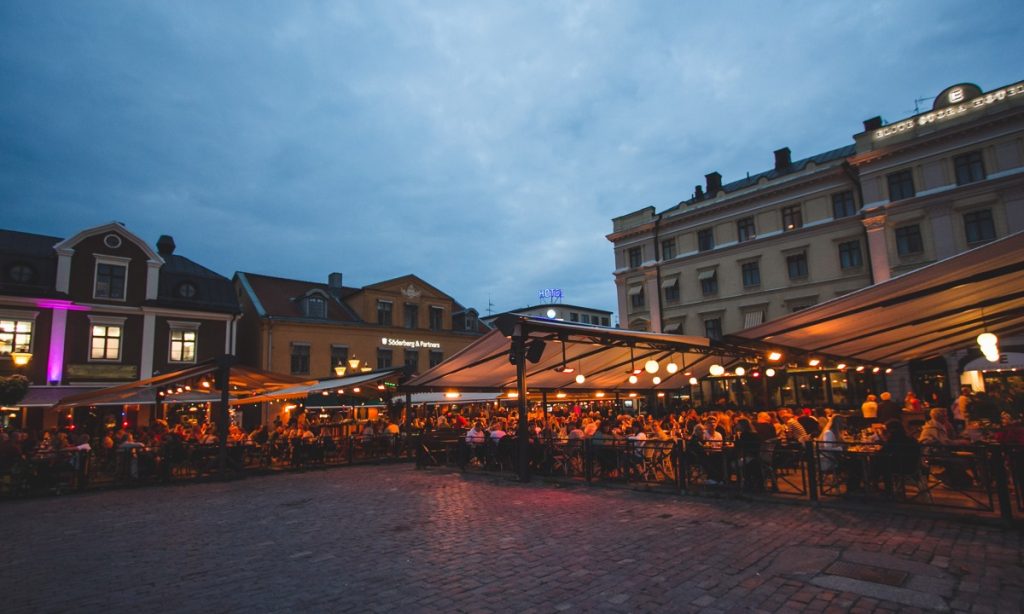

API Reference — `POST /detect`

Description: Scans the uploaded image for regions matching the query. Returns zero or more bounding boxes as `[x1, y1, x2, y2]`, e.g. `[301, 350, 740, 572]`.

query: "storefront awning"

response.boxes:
[230, 369, 402, 405]
[734, 231, 1024, 365]
[403, 314, 745, 392]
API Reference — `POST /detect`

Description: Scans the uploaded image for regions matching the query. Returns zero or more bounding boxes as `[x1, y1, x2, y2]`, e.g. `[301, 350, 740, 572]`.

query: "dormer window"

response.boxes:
[94, 255, 130, 301]
[7, 263, 34, 284]
[303, 295, 327, 319]
[464, 312, 477, 331]
[176, 281, 198, 299]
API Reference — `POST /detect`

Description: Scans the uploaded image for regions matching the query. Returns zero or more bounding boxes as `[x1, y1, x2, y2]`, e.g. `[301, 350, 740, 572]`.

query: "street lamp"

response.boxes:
[10, 352, 32, 367]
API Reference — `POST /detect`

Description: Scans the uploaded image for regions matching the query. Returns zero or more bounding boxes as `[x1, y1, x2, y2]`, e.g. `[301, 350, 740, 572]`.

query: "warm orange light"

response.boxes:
[507, 391, 519, 398]
[444, 391, 461, 399]
[594, 391, 605, 398]
[556, 392, 567, 399]
[768, 351, 782, 361]
[353, 387, 361, 393]
[10, 352, 31, 366]
[628, 392, 637, 398]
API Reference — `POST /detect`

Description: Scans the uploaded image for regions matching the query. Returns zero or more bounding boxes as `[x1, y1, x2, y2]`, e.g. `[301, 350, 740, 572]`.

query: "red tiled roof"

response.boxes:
[239, 272, 362, 322]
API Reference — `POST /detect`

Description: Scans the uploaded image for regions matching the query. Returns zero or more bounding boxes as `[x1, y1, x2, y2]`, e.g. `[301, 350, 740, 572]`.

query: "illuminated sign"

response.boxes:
[874, 81, 1024, 140]
[538, 288, 563, 302]
[381, 337, 441, 349]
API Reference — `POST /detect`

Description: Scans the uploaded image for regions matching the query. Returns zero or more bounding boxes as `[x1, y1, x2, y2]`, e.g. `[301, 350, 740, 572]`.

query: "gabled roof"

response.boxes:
[359, 273, 453, 300]
[53, 221, 164, 264]
[0, 229, 62, 297]
[236, 271, 362, 323]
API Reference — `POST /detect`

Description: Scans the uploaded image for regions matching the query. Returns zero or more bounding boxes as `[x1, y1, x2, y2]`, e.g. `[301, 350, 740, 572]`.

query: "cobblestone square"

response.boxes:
[2, 465, 1021, 613]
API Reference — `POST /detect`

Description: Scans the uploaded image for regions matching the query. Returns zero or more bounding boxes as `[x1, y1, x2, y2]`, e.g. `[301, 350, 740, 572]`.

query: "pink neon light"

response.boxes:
[36, 299, 90, 311]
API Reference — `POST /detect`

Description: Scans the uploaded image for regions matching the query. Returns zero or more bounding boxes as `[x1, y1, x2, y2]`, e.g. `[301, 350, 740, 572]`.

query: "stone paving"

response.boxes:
[1, 465, 1021, 613]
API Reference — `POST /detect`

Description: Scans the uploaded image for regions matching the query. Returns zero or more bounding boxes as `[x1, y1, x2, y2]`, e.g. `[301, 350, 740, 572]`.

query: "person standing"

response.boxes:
[861, 395, 878, 420]
[876, 392, 901, 424]
[952, 386, 972, 432]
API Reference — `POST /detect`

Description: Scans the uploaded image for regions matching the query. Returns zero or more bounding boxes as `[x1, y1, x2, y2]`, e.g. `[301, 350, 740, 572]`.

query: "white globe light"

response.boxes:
[546, 309, 557, 318]
[688, 377, 698, 386]
[644, 359, 660, 374]
[628, 374, 638, 384]
[984, 347, 1000, 362]
[709, 364, 725, 377]
[666, 362, 678, 374]
[652, 376, 662, 385]
[734, 366, 746, 377]
[575, 373, 586, 384]
[765, 368, 776, 377]
[977, 332, 998, 347]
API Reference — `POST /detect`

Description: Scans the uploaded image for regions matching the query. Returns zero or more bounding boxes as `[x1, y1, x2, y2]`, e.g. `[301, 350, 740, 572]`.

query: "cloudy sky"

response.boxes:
[2, 1, 1022, 320]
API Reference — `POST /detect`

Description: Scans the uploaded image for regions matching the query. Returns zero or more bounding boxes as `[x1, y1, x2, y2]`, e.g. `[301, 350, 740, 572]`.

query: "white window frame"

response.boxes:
[88, 315, 126, 362]
[0, 309, 38, 358]
[93, 254, 131, 302]
[168, 320, 200, 364]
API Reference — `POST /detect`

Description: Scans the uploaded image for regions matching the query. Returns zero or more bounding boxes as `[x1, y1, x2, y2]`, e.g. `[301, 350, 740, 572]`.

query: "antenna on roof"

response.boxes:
[913, 96, 933, 114]
[486, 294, 495, 316]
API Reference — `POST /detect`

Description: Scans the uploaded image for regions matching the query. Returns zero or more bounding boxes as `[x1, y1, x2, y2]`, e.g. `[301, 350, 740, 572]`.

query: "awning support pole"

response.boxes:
[216, 354, 234, 478]
[514, 327, 530, 483]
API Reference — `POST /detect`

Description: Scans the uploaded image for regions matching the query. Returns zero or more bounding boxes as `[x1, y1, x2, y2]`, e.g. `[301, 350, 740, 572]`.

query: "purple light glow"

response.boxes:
[36, 299, 89, 311]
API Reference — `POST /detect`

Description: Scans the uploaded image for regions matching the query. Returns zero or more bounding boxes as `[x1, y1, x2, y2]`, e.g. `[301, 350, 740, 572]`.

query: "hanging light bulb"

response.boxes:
[688, 377, 698, 385]
[666, 362, 679, 374]
[977, 332, 998, 348]
[808, 358, 820, 367]
[734, 366, 746, 377]
[644, 359, 660, 374]
[628, 374, 638, 384]
[836, 363, 847, 370]
[983, 346, 1000, 362]
[768, 351, 782, 361]
[765, 368, 776, 377]
[575, 373, 586, 384]
[709, 364, 725, 377]
[652, 376, 662, 385]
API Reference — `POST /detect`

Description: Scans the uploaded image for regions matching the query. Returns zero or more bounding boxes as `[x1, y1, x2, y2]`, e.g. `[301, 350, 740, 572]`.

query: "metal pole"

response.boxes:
[514, 329, 530, 482]
[216, 355, 233, 477]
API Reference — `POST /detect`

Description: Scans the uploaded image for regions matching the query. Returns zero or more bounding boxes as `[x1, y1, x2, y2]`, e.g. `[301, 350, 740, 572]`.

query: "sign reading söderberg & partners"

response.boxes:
[381, 337, 441, 349]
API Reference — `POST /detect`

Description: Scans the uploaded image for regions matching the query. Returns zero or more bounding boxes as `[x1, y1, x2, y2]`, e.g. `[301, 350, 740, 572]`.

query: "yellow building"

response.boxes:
[234, 271, 486, 380]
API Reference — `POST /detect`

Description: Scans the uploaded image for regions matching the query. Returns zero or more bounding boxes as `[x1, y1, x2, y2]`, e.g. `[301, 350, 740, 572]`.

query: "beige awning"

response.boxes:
[403, 315, 736, 392]
[627, 285, 644, 296]
[736, 231, 1024, 365]
[662, 322, 683, 333]
[661, 277, 679, 289]
[697, 270, 716, 281]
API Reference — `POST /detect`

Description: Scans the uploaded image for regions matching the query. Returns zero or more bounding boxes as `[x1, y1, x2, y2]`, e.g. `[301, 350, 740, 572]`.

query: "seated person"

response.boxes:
[918, 408, 972, 489]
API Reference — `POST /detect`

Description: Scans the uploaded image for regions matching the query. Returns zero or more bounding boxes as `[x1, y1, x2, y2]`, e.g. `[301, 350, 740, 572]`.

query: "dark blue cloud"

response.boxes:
[2, 1, 1022, 321]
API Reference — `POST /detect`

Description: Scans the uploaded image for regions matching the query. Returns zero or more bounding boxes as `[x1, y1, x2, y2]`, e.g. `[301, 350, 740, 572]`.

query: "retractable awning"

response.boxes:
[402, 314, 750, 392]
[231, 369, 402, 406]
[734, 231, 1024, 365]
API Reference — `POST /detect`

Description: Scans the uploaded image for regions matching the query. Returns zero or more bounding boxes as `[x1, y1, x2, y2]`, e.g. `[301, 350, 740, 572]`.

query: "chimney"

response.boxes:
[773, 147, 792, 171]
[693, 185, 704, 202]
[863, 116, 883, 132]
[156, 235, 176, 256]
[327, 272, 343, 299]
[705, 172, 722, 197]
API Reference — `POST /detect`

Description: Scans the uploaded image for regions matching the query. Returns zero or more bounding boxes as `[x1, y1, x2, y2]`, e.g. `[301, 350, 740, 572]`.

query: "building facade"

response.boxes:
[234, 272, 486, 380]
[609, 79, 1024, 405]
[0, 222, 240, 429]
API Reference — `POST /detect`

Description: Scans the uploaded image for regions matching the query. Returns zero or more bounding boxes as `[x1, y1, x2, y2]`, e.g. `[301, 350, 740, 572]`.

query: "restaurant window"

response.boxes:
[703, 317, 723, 340]
[376, 300, 393, 326]
[94, 259, 128, 300]
[786, 252, 808, 280]
[697, 228, 715, 252]
[377, 348, 393, 369]
[964, 209, 996, 245]
[661, 238, 676, 261]
[169, 325, 198, 363]
[832, 190, 857, 219]
[627, 246, 642, 268]
[699, 270, 718, 296]
[954, 151, 986, 186]
[781, 205, 802, 231]
[838, 240, 863, 270]
[429, 306, 444, 331]
[0, 318, 33, 356]
[887, 169, 915, 201]
[404, 349, 419, 371]
[429, 350, 444, 368]
[303, 296, 326, 319]
[404, 303, 418, 329]
[330, 345, 348, 372]
[90, 321, 122, 361]
[895, 224, 923, 256]
[663, 277, 680, 303]
[736, 217, 756, 242]
[290, 343, 310, 375]
[629, 286, 645, 309]
[741, 261, 760, 288]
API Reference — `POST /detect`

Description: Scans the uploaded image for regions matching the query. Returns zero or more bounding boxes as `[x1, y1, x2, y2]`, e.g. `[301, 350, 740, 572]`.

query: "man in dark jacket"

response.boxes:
[876, 391, 902, 423]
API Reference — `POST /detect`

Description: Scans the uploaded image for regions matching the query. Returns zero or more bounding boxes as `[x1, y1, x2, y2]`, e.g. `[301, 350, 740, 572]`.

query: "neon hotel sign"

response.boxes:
[874, 81, 1024, 140]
